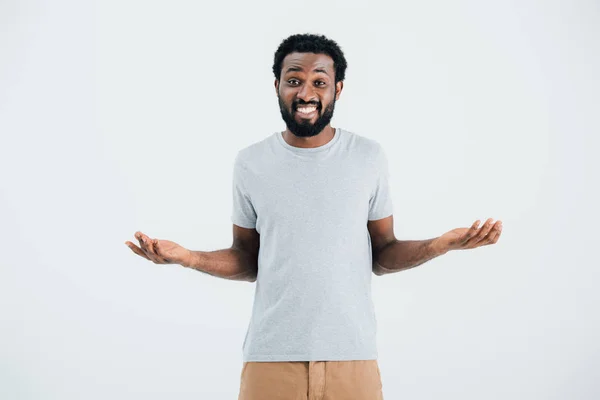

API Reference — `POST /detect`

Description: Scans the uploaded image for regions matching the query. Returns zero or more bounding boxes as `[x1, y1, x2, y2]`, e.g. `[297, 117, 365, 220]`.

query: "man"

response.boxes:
[125, 33, 502, 400]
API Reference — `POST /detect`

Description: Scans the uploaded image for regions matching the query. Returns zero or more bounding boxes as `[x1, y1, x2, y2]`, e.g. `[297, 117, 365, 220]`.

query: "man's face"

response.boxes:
[276, 52, 343, 138]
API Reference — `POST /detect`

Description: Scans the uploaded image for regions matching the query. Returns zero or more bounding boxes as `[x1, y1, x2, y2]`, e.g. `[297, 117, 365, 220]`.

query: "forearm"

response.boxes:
[182, 248, 258, 282]
[373, 238, 448, 276]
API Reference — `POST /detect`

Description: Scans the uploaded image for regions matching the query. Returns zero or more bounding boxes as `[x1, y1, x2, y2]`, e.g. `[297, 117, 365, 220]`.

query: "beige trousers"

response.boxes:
[237, 360, 384, 400]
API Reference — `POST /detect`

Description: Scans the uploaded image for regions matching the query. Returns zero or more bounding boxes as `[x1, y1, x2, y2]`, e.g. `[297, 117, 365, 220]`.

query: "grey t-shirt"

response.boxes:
[231, 127, 393, 362]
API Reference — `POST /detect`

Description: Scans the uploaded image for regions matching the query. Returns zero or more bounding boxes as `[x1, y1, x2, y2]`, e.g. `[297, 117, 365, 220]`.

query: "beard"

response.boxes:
[277, 94, 336, 138]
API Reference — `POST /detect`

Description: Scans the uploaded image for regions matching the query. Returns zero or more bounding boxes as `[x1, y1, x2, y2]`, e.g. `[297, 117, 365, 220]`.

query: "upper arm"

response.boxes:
[367, 214, 396, 262]
[232, 224, 260, 258]
[231, 224, 260, 281]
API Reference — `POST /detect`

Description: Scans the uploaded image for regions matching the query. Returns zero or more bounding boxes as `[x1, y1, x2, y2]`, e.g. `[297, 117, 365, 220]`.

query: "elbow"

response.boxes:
[234, 267, 258, 282]
[242, 266, 258, 282]
[372, 261, 387, 276]
[227, 271, 257, 282]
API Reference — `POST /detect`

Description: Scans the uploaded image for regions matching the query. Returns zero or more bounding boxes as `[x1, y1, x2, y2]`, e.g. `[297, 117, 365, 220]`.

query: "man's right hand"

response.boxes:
[125, 231, 193, 267]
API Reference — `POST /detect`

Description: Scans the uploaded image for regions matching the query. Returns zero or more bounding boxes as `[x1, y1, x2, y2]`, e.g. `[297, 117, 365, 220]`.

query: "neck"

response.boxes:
[282, 125, 336, 149]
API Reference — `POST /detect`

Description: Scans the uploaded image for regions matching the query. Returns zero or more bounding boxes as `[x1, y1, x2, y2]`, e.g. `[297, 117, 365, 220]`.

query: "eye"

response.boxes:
[315, 81, 326, 86]
[287, 79, 300, 86]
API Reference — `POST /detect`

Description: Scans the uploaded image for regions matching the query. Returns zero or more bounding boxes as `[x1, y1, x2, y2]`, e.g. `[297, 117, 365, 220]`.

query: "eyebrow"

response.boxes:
[284, 66, 330, 75]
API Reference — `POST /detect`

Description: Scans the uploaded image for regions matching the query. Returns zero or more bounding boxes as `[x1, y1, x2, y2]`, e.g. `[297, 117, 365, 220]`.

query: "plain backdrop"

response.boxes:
[1, 0, 599, 399]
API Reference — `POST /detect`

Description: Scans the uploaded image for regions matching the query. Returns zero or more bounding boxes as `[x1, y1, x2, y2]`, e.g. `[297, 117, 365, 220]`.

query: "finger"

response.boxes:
[135, 232, 162, 263]
[141, 233, 158, 257]
[145, 237, 168, 263]
[463, 218, 493, 248]
[135, 231, 148, 251]
[485, 222, 502, 245]
[152, 239, 170, 263]
[142, 235, 170, 264]
[125, 241, 151, 261]
[459, 220, 481, 245]
[471, 218, 495, 245]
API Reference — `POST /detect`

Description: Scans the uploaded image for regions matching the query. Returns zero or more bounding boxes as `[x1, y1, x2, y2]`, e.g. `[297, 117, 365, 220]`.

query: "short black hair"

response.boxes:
[273, 33, 347, 83]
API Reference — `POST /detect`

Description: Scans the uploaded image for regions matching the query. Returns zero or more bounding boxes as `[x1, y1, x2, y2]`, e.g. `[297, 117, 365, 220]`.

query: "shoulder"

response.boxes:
[340, 128, 386, 164]
[234, 134, 273, 167]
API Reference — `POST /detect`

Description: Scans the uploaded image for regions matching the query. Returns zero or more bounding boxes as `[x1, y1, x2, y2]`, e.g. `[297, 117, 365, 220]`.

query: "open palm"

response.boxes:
[125, 231, 192, 265]
[438, 218, 503, 251]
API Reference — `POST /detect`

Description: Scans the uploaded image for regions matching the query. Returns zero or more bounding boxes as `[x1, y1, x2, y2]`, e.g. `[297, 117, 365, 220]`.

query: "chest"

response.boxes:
[249, 159, 375, 231]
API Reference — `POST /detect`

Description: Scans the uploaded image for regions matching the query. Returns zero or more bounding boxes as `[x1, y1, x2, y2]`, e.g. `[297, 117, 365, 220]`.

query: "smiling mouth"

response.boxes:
[295, 105, 319, 117]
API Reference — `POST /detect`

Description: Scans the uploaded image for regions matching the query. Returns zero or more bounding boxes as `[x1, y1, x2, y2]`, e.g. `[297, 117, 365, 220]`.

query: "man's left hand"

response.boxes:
[435, 218, 503, 253]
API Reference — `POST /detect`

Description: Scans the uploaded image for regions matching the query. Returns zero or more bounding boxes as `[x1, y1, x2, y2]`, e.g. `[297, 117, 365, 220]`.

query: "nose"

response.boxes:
[296, 83, 317, 103]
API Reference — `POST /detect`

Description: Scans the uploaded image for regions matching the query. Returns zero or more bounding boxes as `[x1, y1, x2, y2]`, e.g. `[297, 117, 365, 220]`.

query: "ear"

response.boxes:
[274, 79, 279, 95]
[335, 81, 344, 101]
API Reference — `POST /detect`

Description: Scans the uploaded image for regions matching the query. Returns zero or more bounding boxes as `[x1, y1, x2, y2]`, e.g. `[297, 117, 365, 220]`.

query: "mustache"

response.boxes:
[293, 101, 320, 109]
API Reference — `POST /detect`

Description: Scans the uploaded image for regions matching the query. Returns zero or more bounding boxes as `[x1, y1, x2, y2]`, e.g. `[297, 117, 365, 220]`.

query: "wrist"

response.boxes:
[182, 249, 196, 268]
[432, 237, 450, 256]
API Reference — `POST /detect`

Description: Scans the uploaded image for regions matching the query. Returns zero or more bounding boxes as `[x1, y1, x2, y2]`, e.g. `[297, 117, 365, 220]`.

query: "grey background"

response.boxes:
[1, 0, 598, 398]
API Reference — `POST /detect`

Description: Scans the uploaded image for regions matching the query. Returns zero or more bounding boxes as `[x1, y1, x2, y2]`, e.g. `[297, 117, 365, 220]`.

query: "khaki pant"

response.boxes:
[238, 360, 384, 400]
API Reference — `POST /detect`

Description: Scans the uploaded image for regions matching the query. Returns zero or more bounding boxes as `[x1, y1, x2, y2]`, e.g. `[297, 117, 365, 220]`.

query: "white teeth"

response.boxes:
[297, 107, 317, 114]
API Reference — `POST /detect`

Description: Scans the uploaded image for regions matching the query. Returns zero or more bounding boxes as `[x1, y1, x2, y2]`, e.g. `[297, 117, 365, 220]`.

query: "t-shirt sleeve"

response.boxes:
[368, 145, 394, 221]
[231, 154, 257, 229]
